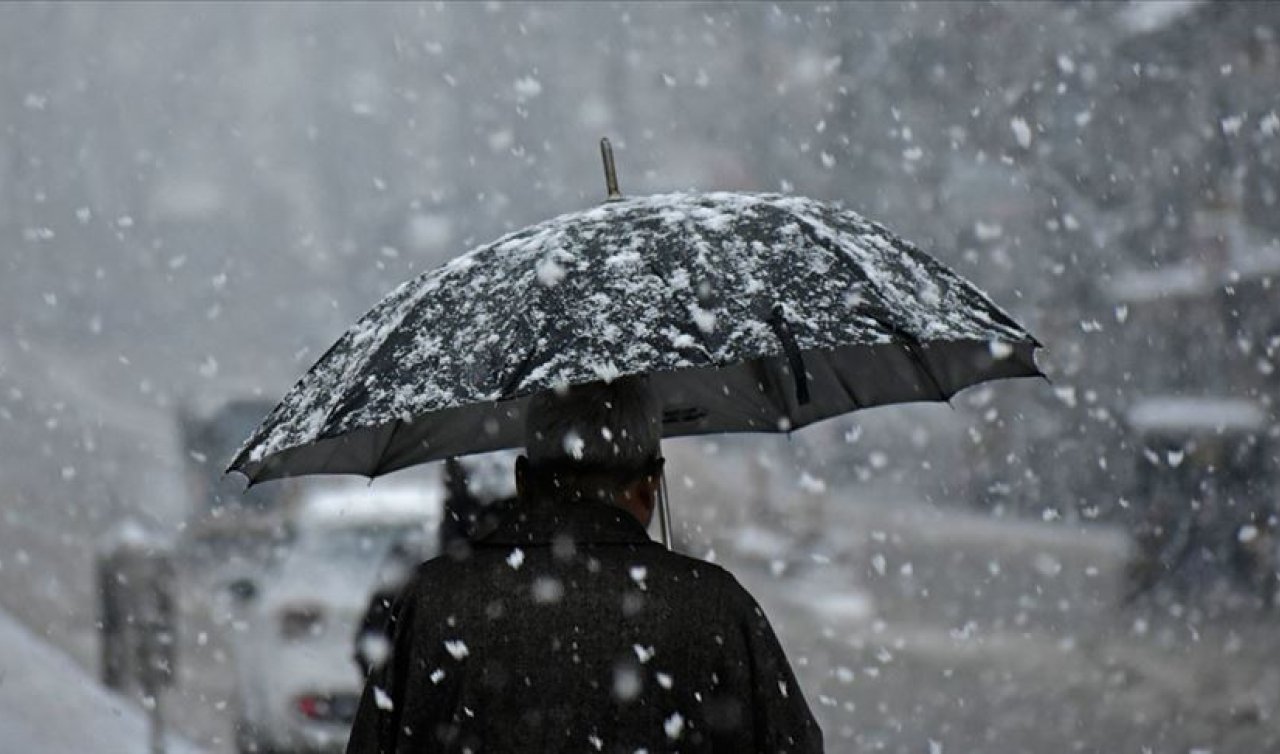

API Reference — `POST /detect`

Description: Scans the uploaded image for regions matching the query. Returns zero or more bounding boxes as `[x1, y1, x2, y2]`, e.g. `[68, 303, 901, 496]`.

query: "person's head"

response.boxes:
[517, 376, 664, 526]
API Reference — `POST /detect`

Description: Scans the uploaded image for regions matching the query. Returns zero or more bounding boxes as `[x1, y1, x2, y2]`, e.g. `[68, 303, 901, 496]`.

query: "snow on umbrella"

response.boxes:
[230, 141, 1040, 490]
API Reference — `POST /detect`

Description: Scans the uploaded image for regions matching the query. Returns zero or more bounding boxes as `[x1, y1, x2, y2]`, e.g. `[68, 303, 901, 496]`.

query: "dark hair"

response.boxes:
[523, 376, 662, 501]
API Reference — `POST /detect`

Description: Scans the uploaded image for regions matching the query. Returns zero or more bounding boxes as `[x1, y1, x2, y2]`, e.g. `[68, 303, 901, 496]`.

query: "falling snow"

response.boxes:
[506, 547, 525, 569]
[444, 640, 470, 660]
[1010, 117, 1032, 149]
[4, 4, 1278, 753]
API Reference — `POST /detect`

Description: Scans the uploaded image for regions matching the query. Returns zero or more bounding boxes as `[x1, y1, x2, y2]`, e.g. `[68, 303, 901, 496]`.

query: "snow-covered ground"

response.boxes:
[0, 604, 203, 754]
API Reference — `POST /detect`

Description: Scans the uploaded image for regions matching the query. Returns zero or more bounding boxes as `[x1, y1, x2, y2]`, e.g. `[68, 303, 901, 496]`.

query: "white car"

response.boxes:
[229, 483, 439, 754]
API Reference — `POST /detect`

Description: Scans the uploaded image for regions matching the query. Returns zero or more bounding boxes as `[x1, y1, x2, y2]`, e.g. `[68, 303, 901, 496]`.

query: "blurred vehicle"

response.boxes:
[176, 399, 304, 597]
[228, 483, 440, 754]
[1124, 395, 1277, 607]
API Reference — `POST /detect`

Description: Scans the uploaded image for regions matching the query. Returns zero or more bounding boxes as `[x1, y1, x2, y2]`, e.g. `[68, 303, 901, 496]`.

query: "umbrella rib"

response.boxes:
[861, 306, 951, 403]
[314, 343, 408, 443]
[791, 211, 984, 395]
[903, 341, 950, 403]
[785, 214, 950, 401]
[766, 304, 811, 406]
[310, 430, 356, 481]
[747, 356, 791, 429]
[824, 348, 864, 410]
[500, 346, 542, 399]
[368, 418, 405, 478]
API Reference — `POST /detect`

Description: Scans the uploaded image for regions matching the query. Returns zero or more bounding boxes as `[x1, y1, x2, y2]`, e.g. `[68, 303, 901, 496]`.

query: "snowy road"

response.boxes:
[0, 603, 203, 754]
[728, 497, 1280, 754]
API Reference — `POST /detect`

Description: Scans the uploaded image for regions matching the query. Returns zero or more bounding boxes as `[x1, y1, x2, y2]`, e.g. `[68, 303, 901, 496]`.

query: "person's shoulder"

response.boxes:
[649, 553, 775, 631]
[657, 548, 732, 576]
[402, 548, 490, 591]
[394, 549, 503, 618]
[649, 549, 752, 596]
[666, 553, 767, 612]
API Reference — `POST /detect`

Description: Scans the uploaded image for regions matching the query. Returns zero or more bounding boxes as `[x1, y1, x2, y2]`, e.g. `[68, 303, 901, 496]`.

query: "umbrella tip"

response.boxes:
[600, 137, 623, 202]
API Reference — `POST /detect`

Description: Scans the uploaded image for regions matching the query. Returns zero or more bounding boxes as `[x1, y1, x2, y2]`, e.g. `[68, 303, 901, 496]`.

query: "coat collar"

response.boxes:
[478, 496, 654, 546]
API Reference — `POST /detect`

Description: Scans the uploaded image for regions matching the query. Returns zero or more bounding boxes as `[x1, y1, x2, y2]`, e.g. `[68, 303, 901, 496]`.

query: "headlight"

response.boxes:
[279, 604, 325, 639]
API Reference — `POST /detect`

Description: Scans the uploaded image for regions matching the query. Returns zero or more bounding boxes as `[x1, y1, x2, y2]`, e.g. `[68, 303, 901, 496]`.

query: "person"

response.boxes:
[96, 518, 177, 693]
[346, 376, 822, 753]
[354, 534, 429, 679]
[354, 457, 517, 678]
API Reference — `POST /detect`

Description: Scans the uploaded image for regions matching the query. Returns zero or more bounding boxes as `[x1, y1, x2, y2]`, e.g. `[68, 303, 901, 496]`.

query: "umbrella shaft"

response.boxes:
[657, 471, 674, 550]
[600, 138, 622, 201]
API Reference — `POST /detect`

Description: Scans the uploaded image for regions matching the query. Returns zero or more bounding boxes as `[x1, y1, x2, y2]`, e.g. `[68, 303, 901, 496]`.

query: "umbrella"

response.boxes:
[230, 140, 1041, 525]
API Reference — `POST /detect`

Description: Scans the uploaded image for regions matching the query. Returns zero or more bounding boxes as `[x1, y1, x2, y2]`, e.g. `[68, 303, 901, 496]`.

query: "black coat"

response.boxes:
[346, 497, 823, 753]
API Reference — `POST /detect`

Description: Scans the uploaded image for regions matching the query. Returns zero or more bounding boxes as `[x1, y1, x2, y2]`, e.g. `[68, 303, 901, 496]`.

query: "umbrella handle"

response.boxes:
[657, 470, 674, 551]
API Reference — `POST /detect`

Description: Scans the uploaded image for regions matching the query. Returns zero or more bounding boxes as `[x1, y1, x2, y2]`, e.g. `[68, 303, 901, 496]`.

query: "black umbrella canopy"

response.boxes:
[230, 190, 1040, 484]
